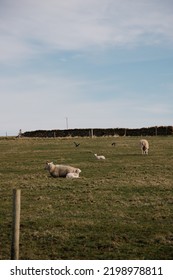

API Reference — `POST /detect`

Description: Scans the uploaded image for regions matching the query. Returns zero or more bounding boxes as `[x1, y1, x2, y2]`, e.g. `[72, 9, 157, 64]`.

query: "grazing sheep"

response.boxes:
[140, 139, 149, 155]
[45, 161, 81, 178]
[94, 153, 106, 160]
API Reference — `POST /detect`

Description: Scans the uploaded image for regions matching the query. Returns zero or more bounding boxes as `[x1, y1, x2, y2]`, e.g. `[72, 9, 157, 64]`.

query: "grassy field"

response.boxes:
[0, 136, 173, 260]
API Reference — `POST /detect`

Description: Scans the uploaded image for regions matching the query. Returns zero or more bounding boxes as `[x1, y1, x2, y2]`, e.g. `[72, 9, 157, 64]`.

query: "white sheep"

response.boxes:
[66, 169, 81, 179]
[140, 139, 149, 155]
[45, 161, 81, 178]
[94, 153, 106, 160]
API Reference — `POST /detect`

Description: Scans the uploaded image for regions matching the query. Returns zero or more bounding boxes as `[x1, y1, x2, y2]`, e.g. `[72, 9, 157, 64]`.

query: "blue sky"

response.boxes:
[0, 0, 173, 136]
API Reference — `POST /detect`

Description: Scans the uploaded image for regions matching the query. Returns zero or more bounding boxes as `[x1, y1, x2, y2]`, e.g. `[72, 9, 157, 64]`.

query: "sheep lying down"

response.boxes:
[45, 161, 81, 178]
[94, 153, 106, 160]
[66, 171, 81, 179]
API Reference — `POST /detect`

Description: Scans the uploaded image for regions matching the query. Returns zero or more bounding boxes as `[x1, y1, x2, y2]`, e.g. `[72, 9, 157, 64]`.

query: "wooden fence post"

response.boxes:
[91, 129, 93, 138]
[11, 189, 21, 260]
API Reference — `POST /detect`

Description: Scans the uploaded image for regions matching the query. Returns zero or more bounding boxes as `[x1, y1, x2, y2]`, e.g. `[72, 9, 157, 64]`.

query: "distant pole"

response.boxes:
[11, 189, 21, 260]
[18, 129, 22, 138]
[66, 117, 69, 129]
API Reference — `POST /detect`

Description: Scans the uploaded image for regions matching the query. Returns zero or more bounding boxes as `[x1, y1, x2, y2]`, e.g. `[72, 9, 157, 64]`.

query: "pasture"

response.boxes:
[0, 136, 173, 260]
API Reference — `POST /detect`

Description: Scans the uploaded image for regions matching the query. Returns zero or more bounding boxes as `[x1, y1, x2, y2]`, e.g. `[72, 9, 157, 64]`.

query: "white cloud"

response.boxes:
[1, 0, 173, 63]
[0, 0, 173, 135]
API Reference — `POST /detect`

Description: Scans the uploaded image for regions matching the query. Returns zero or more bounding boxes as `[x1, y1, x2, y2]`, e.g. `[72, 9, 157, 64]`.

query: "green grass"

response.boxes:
[0, 136, 173, 259]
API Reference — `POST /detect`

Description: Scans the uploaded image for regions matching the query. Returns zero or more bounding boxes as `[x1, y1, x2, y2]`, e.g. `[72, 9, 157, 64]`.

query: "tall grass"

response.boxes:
[0, 136, 173, 259]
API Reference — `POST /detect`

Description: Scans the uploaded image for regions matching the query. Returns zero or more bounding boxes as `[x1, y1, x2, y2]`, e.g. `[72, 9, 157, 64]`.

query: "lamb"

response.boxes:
[140, 139, 149, 155]
[45, 161, 81, 178]
[66, 169, 81, 179]
[94, 153, 106, 160]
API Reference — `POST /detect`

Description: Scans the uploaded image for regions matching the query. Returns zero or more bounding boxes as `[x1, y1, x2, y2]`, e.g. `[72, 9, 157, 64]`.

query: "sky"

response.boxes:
[0, 0, 173, 136]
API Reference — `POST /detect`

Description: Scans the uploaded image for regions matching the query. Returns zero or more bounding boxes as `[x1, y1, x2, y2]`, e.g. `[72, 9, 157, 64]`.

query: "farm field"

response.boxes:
[0, 136, 173, 260]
